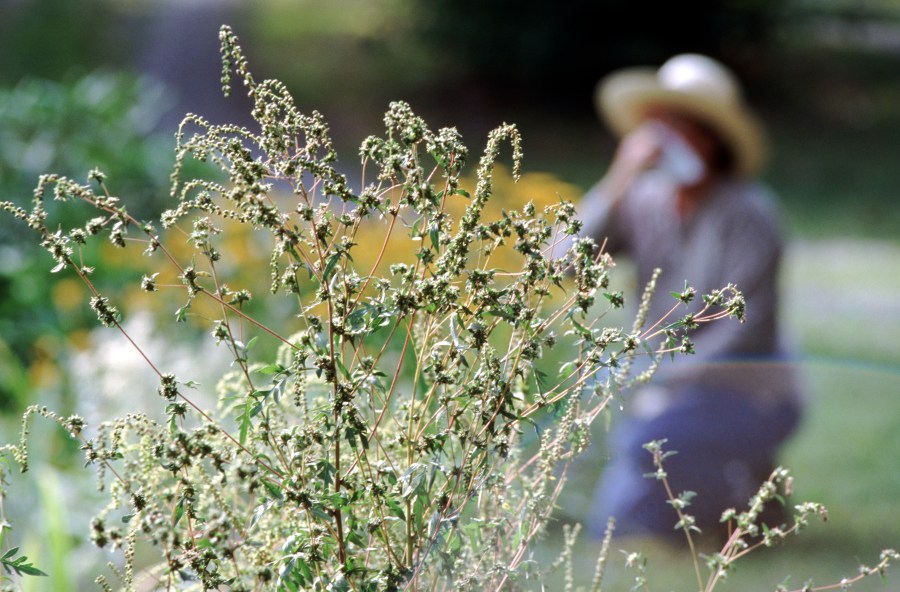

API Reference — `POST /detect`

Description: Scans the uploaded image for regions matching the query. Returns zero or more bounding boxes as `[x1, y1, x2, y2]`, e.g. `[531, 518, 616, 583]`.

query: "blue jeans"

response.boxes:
[588, 388, 802, 540]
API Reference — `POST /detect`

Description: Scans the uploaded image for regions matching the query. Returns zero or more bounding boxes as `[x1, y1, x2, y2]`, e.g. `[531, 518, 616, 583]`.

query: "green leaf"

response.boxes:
[427, 510, 441, 538]
[263, 480, 283, 501]
[255, 363, 286, 375]
[569, 317, 592, 338]
[250, 500, 275, 529]
[384, 498, 406, 521]
[345, 306, 369, 330]
[486, 306, 515, 322]
[534, 368, 550, 395]
[347, 530, 366, 548]
[322, 252, 341, 282]
[521, 414, 542, 436]
[450, 316, 461, 348]
[429, 226, 440, 251]
[238, 406, 251, 445]
[310, 506, 332, 522]
[173, 499, 185, 526]
[321, 492, 350, 511]
[400, 463, 426, 499]
[279, 555, 297, 579]
[196, 538, 214, 549]
[313, 460, 337, 488]
[334, 357, 351, 381]
[271, 377, 287, 403]
[328, 574, 350, 592]
[2, 549, 48, 577]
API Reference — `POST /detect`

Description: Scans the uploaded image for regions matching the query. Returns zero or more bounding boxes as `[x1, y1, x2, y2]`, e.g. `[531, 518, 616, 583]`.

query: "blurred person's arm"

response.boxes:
[574, 125, 661, 254]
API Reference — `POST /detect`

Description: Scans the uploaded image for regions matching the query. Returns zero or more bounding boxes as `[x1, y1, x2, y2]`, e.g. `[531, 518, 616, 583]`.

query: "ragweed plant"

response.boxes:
[0, 26, 748, 591]
[634, 440, 898, 592]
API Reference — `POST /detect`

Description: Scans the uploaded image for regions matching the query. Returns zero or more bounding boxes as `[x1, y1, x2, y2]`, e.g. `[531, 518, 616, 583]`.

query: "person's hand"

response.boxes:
[599, 123, 663, 204]
[610, 123, 663, 181]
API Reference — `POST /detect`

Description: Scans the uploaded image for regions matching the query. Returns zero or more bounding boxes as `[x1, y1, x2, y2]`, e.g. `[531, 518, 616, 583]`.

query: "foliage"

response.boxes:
[1, 548, 47, 579]
[0, 69, 203, 409]
[0, 72, 169, 205]
[0, 24, 893, 592]
[0, 0, 120, 85]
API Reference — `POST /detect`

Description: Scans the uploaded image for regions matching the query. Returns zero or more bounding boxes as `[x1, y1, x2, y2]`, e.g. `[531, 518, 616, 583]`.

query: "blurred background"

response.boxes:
[0, 0, 898, 589]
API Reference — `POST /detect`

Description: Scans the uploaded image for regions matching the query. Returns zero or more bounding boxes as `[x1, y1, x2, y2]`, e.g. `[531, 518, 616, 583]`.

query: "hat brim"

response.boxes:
[596, 68, 767, 176]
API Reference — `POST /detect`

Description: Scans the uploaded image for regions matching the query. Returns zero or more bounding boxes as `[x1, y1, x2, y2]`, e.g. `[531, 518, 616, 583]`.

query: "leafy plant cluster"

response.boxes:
[0, 25, 893, 592]
[0, 69, 200, 410]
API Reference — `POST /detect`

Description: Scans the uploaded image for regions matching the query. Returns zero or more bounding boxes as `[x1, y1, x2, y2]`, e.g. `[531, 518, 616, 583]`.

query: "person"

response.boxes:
[578, 54, 806, 542]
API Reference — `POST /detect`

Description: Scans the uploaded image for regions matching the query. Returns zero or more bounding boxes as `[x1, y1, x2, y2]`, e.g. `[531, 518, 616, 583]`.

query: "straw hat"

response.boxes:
[595, 53, 767, 175]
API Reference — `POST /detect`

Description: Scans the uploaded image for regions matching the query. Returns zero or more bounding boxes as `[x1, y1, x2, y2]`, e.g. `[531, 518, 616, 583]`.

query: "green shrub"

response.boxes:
[0, 69, 205, 410]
